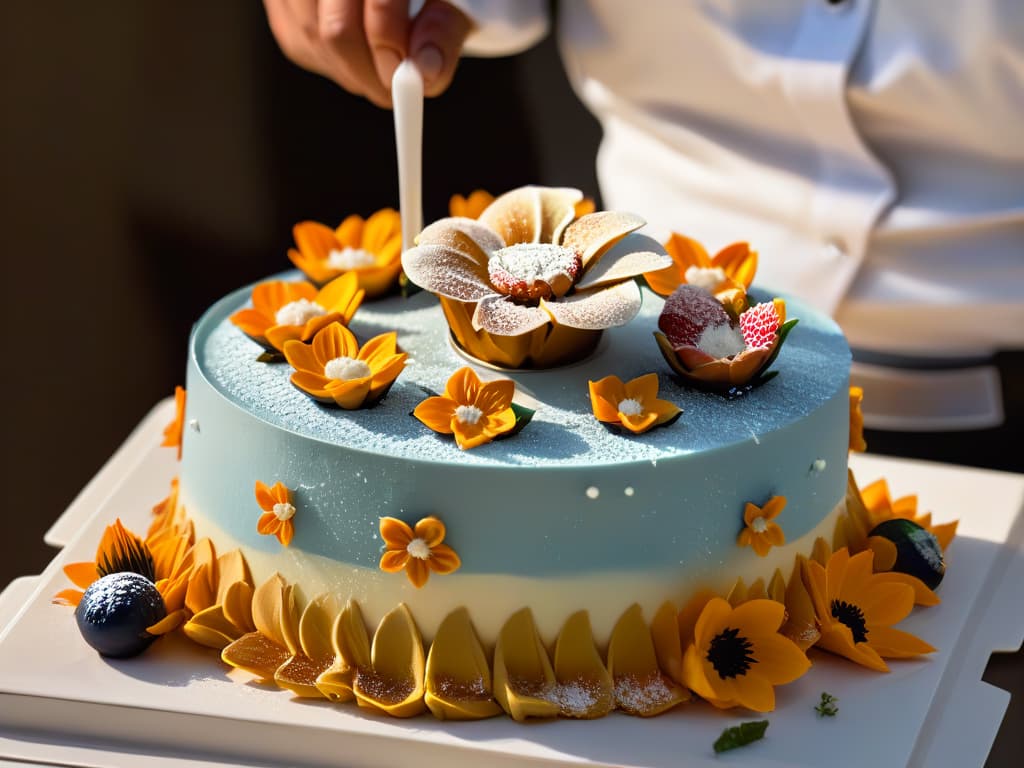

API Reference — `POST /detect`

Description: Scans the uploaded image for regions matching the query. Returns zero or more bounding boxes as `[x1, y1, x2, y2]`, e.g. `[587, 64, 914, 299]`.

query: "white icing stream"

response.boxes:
[392, 59, 423, 253]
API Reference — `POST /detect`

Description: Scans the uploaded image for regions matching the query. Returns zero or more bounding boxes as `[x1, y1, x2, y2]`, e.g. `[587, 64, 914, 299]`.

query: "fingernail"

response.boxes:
[413, 44, 443, 82]
[376, 47, 402, 87]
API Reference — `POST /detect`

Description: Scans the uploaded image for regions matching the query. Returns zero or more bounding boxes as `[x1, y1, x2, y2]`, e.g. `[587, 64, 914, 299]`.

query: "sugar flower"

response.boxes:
[861, 477, 957, 552]
[403, 185, 671, 368]
[161, 385, 186, 459]
[803, 548, 935, 672]
[644, 232, 758, 307]
[737, 496, 786, 557]
[379, 515, 461, 588]
[288, 208, 403, 297]
[283, 322, 407, 409]
[229, 273, 364, 353]
[849, 386, 867, 452]
[681, 597, 811, 712]
[414, 367, 517, 450]
[588, 373, 681, 434]
[255, 481, 296, 547]
[449, 188, 596, 221]
[655, 285, 797, 391]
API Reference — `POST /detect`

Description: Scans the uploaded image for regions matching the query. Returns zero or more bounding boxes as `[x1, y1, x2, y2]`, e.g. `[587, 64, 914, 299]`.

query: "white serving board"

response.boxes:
[0, 399, 1021, 768]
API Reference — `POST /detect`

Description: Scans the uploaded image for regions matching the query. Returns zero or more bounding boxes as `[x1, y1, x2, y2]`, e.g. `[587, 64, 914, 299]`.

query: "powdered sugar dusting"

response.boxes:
[696, 323, 745, 358]
[613, 673, 677, 712]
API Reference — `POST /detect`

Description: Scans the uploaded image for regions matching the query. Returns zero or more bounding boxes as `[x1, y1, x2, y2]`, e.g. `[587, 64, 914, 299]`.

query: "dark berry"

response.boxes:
[658, 284, 732, 347]
[869, 519, 945, 590]
[75, 572, 167, 658]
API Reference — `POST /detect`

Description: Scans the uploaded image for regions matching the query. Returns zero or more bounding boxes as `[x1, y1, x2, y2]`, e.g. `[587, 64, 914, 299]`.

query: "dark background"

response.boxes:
[0, 3, 1018, 766]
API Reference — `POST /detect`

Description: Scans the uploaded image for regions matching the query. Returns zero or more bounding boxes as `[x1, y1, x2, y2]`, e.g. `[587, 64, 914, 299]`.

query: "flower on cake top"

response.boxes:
[161, 385, 186, 460]
[229, 273, 364, 353]
[379, 515, 461, 588]
[288, 208, 403, 298]
[644, 233, 758, 305]
[737, 496, 786, 557]
[283, 322, 407, 409]
[803, 547, 935, 672]
[414, 367, 519, 450]
[681, 597, 811, 712]
[255, 481, 296, 547]
[403, 186, 671, 368]
[655, 285, 797, 392]
[588, 373, 682, 434]
[849, 386, 867, 452]
[449, 188, 596, 221]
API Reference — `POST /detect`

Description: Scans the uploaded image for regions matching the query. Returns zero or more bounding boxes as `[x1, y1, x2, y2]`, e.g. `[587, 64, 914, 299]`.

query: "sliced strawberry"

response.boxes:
[739, 301, 781, 350]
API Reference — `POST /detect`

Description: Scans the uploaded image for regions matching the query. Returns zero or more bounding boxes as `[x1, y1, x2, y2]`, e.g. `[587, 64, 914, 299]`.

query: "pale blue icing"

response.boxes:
[181, 275, 850, 576]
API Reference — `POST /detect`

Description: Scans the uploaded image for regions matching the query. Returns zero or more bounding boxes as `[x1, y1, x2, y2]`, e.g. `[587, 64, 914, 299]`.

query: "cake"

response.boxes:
[56, 186, 952, 726]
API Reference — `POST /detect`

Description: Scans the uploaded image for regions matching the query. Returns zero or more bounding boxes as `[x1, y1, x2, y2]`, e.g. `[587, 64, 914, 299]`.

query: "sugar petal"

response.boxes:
[402, 244, 495, 301]
[415, 216, 505, 267]
[576, 239, 672, 291]
[473, 295, 552, 336]
[542, 279, 642, 330]
[562, 211, 644, 269]
[478, 186, 542, 245]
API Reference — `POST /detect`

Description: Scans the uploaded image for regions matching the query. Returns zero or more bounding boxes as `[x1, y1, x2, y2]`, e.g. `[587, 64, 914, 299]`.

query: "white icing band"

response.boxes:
[275, 298, 326, 327]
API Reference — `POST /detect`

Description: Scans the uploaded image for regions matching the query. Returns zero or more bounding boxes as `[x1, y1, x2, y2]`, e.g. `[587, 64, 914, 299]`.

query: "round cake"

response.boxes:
[179, 278, 851, 645]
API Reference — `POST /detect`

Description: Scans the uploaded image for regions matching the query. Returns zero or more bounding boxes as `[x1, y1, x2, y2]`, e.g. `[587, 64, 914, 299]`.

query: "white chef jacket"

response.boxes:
[449, 0, 1024, 430]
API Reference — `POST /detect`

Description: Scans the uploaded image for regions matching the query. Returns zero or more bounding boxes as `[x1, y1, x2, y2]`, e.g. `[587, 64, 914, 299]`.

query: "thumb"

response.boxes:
[409, 0, 473, 97]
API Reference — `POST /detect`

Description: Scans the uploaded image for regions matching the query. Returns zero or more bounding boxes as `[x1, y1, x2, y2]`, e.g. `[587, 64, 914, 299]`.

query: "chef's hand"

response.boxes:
[263, 0, 472, 108]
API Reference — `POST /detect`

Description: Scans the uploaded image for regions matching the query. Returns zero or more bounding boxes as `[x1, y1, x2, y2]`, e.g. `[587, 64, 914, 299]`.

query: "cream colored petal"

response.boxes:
[424, 607, 501, 720]
[299, 592, 340, 661]
[541, 279, 642, 330]
[492, 607, 560, 721]
[275, 653, 333, 698]
[552, 610, 614, 719]
[401, 244, 495, 301]
[472, 295, 552, 336]
[355, 603, 426, 718]
[333, 598, 371, 670]
[415, 216, 505, 264]
[536, 187, 584, 243]
[575, 237, 672, 291]
[478, 186, 542, 245]
[251, 573, 289, 648]
[607, 604, 689, 716]
[561, 211, 644, 269]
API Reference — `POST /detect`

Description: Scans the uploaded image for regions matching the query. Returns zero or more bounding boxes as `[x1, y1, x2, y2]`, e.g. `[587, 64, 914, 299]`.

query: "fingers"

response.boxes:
[364, 0, 410, 93]
[264, 0, 328, 78]
[317, 0, 392, 106]
[409, 0, 473, 97]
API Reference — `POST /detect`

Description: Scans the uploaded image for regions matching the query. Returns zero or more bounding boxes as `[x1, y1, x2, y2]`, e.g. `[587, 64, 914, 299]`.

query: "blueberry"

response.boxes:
[75, 572, 167, 658]
[869, 518, 945, 590]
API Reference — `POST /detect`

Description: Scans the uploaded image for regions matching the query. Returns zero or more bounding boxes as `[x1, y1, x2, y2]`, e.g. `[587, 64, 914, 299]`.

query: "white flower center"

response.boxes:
[273, 502, 296, 522]
[617, 398, 644, 416]
[406, 538, 431, 560]
[750, 516, 768, 534]
[696, 323, 745, 359]
[685, 266, 727, 291]
[323, 356, 372, 381]
[327, 247, 377, 270]
[454, 404, 483, 424]
[275, 298, 327, 327]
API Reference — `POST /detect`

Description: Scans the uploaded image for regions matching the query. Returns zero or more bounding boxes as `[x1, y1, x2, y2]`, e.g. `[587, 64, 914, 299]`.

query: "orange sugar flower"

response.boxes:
[229, 272, 364, 353]
[737, 496, 786, 557]
[681, 597, 811, 712]
[283, 322, 407, 409]
[379, 515, 460, 588]
[54, 519, 156, 607]
[849, 386, 867, 452]
[255, 481, 296, 547]
[413, 367, 517, 450]
[450, 189, 596, 221]
[161, 385, 186, 459]
[803, 548, 935, 673]
[588, 373, 682, 434]
[644, 232, 758, 299]
[861, 477, 957, 552]
[289, 208, 403, 298]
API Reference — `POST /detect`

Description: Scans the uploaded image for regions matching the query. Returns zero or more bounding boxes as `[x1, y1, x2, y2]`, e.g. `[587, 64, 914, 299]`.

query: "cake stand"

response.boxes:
[1, 399, 1022, 768]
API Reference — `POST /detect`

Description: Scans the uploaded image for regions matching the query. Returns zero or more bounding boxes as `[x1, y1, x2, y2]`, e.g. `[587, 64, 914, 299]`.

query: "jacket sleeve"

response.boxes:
[445, 0, 549, 57]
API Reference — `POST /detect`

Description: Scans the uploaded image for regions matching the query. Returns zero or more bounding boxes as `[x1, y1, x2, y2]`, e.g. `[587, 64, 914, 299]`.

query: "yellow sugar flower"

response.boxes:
[737, 496, 786, 557]
[161, 385, 186, 460]
[289, 208, 403, 297]
[283, 322, 407, 409]
[681, 597, 811, 712]
[414, 367, 517, 450]
[588, 373, 682, 434]
[229, 273, 364, 353]
[861, 477, 957, 552]
[379, 516, 461, 588]
[803, 548, 935, 672]
[255, 481, 296, 547]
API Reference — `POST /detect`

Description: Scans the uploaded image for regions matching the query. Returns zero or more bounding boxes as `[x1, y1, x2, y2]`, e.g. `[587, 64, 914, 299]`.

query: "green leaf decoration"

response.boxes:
[757, 317, 798, 374]
[713, 720, 769, 754]
[501, 402, 535, 439]
[815, 692, 839, 717]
